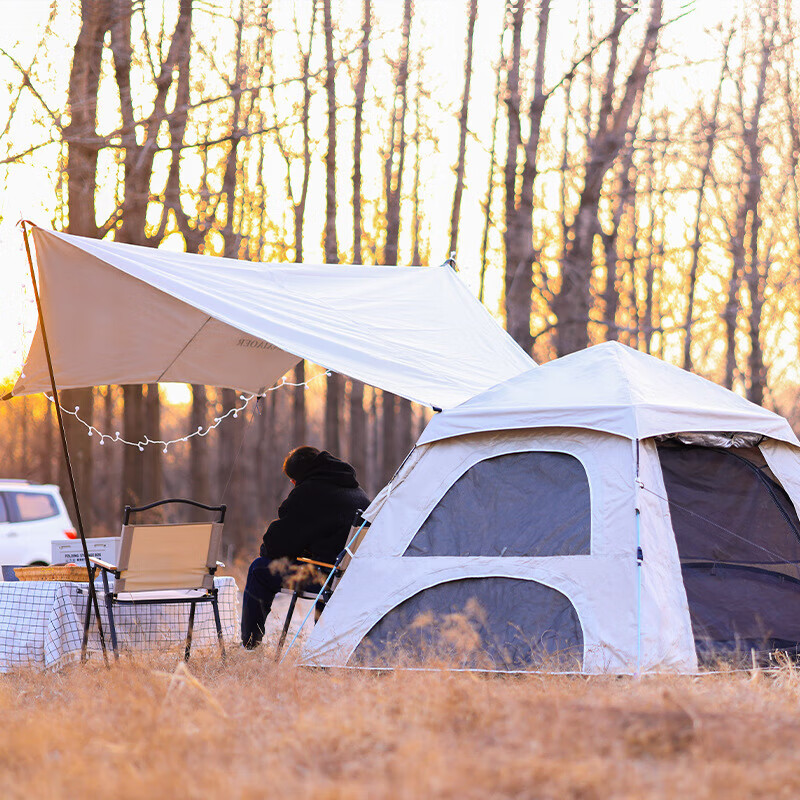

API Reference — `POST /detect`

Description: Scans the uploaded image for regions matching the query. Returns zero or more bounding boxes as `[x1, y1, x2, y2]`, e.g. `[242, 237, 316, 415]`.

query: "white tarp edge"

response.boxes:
[12, 228, 534, 407]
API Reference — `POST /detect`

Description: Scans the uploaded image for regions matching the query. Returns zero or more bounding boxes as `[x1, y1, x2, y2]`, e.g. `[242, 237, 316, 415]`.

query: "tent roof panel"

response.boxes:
[419, 342, 799, 446]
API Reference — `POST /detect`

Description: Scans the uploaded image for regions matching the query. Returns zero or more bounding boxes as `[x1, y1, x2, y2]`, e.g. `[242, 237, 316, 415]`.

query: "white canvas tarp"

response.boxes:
[12, 227, 533, 407]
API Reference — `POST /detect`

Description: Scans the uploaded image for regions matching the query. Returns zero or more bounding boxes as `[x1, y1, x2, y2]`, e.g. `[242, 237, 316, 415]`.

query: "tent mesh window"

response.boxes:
[350, 577, 584, 671]
[404, 451, 591, 557]
[658, 443, 800, 657]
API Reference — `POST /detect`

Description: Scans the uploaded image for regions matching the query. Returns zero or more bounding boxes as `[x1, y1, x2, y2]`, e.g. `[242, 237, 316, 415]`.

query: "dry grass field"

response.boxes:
[2, 644, 800, 800]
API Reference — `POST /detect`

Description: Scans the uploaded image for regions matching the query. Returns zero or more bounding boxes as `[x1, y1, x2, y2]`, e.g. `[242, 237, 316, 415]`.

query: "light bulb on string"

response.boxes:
[44, 369, 327, 452]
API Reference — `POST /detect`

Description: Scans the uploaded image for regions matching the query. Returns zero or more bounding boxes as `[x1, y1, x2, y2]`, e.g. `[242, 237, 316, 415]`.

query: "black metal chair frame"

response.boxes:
[276, 559, 338, 656]
[275, 511, 370, 658]
[81, 498, 227, 663]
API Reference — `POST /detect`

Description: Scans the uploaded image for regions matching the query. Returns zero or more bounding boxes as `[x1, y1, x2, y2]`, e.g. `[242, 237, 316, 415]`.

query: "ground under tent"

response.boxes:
[300, 342, 800, 674]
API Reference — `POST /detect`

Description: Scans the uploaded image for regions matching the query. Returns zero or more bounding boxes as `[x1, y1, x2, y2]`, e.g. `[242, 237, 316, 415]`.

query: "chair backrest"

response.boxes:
[115, 521, 223, 593]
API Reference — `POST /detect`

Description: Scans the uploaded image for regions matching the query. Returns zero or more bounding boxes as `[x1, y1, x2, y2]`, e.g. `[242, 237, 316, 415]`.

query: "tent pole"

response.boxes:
[634, 438, 642, 679]
[20, 221, 109, 665]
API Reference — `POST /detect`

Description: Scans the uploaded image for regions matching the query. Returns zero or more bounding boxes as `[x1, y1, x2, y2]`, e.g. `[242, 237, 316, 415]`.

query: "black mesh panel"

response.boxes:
[351, 577, 584, 670]
[405, 451, 591, 557]
[659, 444, 800, 565]
[658, 443, 800, 655]
[683, 565, 800, 655]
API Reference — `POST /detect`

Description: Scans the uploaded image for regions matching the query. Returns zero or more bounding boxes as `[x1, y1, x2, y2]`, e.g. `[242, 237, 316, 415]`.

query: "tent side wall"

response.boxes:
[637, 439, 698, 671]
[302, 428, 696, 673]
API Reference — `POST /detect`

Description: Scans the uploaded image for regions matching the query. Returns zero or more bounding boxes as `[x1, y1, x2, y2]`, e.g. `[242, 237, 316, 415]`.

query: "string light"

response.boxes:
[44, 370, 332, 453]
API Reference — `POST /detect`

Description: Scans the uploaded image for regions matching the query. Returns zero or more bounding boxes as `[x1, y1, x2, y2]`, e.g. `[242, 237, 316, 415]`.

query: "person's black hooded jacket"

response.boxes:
[259, 451, 370, 563]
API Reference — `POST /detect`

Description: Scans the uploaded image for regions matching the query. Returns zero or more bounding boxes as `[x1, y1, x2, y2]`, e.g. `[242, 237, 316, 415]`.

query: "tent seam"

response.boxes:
[156, 315, 213, 382]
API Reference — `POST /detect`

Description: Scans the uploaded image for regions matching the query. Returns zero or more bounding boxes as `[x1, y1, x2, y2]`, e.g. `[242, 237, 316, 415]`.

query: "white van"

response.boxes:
[0, 481, 77, 568]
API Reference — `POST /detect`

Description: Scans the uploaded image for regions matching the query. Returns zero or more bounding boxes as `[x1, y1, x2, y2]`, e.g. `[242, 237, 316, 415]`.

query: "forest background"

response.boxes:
[1, 0, 798, 559]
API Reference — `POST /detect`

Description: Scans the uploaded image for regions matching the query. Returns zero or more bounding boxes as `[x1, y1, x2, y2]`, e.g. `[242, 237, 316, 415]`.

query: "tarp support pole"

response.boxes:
[634, 438, 642, 678]
[20, 221, 109, 665]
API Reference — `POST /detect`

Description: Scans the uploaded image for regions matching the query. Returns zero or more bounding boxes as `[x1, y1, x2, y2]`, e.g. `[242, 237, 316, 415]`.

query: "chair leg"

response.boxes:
[185, 601, 197, 661]
[276, 592, 299, 660]
[105, 601, 119, 661]
[81, 588, 92, 663]
[98, 568, 119, 661]
[105, 595, 119, 661]
[211, 590, 226, 661]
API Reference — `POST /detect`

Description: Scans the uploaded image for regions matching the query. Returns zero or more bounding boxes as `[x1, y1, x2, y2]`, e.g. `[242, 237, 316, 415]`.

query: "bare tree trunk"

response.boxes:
[19, 398, 29, 478]
[554, 0, 661, 356]
[268, 4, 316, 450]
[744, 8, 775, 404]
[379, 391, 396, 489]
[190, 385, 209, 501]
[681, 28, 732, 370]
[380, 0, 413, 485]
[368, 388, 380, 497]
[142, 385, 161, 502]
[448, 0, 478, 256]
[642, 127, 665, 354]
[217, 3, 247, 546]
[479, 39, 505, 303]
[42, 398, 54, 485]
[349, 0, 371, 483]
[601, 143, 635, 342]
[504, 0, 551, 354]
[322, 0, 342, 454]
[384, 0, 412, 269]
[411, 74, 424, 268]
[111, 0, 193, 506]
[217, 388, 244, 550]
[121, 385, 143, 506]
[60, 0, 112, 530]
[353, 0, 371, 267]
[101, 385, 115, 531]
[724, 9, 772, 392]
[292, 363, 306, 444]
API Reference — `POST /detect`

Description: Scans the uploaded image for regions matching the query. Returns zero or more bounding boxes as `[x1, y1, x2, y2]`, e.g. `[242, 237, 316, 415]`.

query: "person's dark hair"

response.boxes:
[283, 446, 321, 482]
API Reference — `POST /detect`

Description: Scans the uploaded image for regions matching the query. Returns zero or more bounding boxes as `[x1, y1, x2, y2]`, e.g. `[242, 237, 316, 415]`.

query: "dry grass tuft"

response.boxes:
[3, 645, 800, 798]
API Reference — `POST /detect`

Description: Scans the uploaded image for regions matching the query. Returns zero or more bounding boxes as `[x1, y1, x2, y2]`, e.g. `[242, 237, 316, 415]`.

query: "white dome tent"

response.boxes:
[301, 342, 800, 674]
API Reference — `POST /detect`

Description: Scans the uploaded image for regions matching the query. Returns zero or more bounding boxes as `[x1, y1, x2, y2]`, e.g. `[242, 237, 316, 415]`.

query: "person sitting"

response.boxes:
[241, 445, 370, 649]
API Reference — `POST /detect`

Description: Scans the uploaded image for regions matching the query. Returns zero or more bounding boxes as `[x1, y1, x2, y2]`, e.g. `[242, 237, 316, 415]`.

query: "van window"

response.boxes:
[7, 492, 59, 522]
[0, 495, 8, 523]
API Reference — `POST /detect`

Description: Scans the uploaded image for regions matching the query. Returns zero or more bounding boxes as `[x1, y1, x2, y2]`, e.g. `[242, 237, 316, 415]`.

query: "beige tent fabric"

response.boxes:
[13, 227, 534, 408]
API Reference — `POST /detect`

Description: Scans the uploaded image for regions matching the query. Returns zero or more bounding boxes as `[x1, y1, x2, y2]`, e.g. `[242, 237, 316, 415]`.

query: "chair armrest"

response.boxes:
[89, 557, 118, 573]
[297, 556, 337, 571]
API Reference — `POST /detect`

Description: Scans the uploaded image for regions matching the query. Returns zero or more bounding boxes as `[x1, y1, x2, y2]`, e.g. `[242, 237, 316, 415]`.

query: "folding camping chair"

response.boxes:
[276, 510, 370, 657]
[81, 499, 227, 662]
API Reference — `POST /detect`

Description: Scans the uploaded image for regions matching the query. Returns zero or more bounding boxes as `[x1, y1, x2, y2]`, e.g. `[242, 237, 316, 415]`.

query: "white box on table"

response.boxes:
[51, 537, 121, 567]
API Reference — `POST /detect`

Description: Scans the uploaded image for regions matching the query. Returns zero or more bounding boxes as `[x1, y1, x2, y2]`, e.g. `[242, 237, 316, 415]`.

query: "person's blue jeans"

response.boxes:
[241, 557, 285, 648]
[241, 556, 325, 648]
